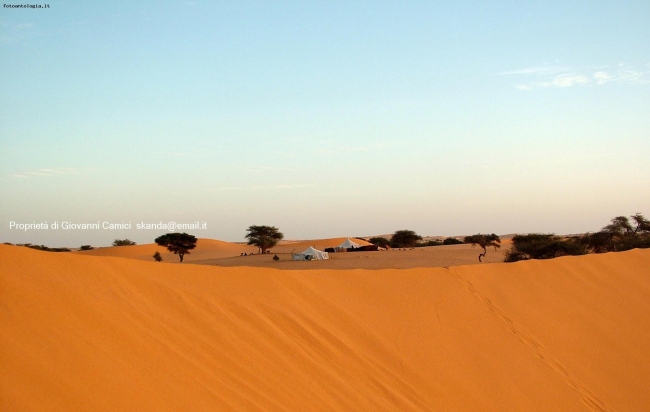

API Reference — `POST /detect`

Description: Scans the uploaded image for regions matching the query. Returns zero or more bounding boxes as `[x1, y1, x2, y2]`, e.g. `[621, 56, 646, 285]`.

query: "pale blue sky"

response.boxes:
[1, 1, 649, 246]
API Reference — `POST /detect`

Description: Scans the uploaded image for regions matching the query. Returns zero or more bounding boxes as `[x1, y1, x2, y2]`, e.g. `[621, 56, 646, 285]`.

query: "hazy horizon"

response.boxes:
[2, 1, 649, 247]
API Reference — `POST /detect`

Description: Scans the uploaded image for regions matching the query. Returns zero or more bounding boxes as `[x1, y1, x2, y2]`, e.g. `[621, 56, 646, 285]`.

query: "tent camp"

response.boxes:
[336, 238, 361, 251]
[292, 246, 329, 261]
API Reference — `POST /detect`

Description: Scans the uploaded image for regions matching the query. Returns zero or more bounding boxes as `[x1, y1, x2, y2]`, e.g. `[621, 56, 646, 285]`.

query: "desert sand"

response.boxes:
[196, 243, 509, 270]
[73, 237, 371, 262]
[2, 244, 649, 411]
[75, 237, 508, 269]
[74, 238, 260, 262]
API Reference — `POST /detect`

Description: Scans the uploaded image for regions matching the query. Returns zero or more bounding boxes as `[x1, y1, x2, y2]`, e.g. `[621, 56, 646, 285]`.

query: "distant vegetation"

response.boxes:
[371, 235, 464, 248]
[8, 213, 646, 264]
[390, 230, 422, 248]
[443, 237, 464, 245]
[416, 239, 443, 247]
[368, 237, 391, 248]
[581, 213, 650, 253]
[16, 243, 71, 252]
[464, 234, 501, 262]
[505, 213, 650, 262]
[245, 225, 284, 254]
[154, 233, 197, 262]
[504, 234, 585, 262]
[112, 239, 136, 246]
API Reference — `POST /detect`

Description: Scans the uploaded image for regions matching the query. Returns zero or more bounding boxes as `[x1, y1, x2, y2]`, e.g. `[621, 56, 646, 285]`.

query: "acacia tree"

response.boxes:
[631, 213, 650, 234]
[245, 225, 284, 254]
[583, 213, 650, 252]
[604, 213, 650, 238]
[390, 230, 422, 248]
[604, 216, 634, 237]
[464, 233, 501, 262]
[154, 232, 197, 262]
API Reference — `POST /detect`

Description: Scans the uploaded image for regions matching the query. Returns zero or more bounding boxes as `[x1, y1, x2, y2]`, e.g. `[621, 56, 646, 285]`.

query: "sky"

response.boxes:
[1, 1, 649, 247]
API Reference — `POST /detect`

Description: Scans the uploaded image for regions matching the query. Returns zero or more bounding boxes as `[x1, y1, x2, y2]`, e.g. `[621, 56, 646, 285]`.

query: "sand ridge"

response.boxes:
[72, 236, 509, 269]
[197, 243, 509, 270]
[73, 237, 372, 263]
[74, 238, 260, 262]
[2, 245, 649, 411]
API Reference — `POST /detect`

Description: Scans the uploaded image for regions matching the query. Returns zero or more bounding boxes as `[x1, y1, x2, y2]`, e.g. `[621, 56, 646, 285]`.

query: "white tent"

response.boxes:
[292, 246, 329, 261]
[336, 238, 361, 250]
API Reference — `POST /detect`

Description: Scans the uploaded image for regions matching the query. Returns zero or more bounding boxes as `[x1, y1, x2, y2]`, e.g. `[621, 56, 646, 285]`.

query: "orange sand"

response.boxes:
[2, 244, 649, 411]
[199, 243, 509, 270]
[74, 237, 372, 263]
[74, 238, 259, 262]
[76, 237, 507, 268]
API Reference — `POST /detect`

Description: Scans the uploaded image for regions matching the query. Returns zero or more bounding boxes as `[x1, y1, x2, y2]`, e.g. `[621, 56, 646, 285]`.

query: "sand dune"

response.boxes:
[74, 238, 259, 262]
[72, 237, 506, 269]
[2, 244, 649, 411]
[199, 243, 509, 269]
[73, 237, 371, 263]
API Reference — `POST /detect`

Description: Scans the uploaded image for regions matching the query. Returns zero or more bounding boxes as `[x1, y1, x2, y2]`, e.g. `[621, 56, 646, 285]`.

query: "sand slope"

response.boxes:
[74, 238, 259, 262]
[73, 237, 372, 263]
[1, 245, 649, 411]
[199, 243, 509, 270]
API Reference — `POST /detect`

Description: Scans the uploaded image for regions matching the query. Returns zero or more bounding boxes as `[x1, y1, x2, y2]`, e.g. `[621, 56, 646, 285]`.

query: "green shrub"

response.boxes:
[19, 244, 71, 252]
[442, 237, 464, 245]
[112, 239, 136, 246]
[390, 230, 422, 248]
[368, 237, 391, 248]
[416, 239, 443, 247]
[505, 234, 586, 262]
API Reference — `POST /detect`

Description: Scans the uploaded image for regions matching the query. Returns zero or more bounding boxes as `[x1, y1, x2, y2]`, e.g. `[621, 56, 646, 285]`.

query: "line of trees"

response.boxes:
[368, 232, 465, 249]
[504, 234, 584, 262]
[13, 214, 647, 265]
[11, 243, 72, 252]
[505, 213, 650, 262]
[582, 213, 650, 253]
